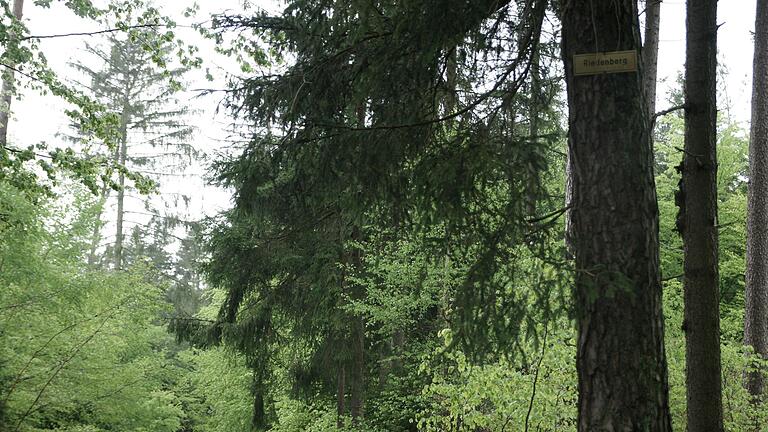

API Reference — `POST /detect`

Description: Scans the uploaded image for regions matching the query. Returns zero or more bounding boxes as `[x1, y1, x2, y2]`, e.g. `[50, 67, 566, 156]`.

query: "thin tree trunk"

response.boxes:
[87, 185, 111, 266]
[90, 140, 120, 266]
[643, 0, 661, 119]
[87, 217, 102, 266]
[0, 2, 22, 414]
[392, 329, 404, 372]
[114, 98, 129, 270]
[251, 372, 267, 431]
[744, 0, 768, 403]
[336, 365, 346, 428]
[378, 341, 389, 387]
[527, 40, 542, 217]
[681, 0, 723, 430]
[560, 0, 672, 429]
[0, 0, 25, 147]
[564, 151, 574, 257]
[252, 392, 266, 431]
[445, 48, 458, 114]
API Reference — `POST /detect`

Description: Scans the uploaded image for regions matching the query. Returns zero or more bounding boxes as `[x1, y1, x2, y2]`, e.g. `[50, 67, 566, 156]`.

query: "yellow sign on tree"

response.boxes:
[573, 50, 638, 76]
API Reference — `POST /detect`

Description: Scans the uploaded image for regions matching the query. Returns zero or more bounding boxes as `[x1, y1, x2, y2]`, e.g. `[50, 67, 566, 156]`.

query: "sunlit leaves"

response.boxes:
[0, 181, 184, 431]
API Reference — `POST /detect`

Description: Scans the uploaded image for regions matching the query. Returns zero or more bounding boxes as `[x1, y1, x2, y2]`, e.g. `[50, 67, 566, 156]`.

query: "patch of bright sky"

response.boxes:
[656, 0, 756, 125]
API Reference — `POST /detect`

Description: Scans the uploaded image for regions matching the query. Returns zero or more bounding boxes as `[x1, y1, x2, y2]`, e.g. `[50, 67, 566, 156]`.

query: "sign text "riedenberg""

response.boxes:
[573, 50, 638, 76]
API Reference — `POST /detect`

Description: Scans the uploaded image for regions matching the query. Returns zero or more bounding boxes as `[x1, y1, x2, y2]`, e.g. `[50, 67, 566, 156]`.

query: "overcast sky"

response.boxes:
[655, 0, 756, 125]
[6, 0, 760, 235]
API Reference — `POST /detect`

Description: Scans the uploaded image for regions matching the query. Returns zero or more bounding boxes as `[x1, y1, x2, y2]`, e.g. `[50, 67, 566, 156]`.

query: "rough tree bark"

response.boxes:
[643, 0, 662, 118]
[744, 0, 768, 402]
[560, 0, 672, 429]
[681, 0, 724, 430]
[0, 0, 25, 147]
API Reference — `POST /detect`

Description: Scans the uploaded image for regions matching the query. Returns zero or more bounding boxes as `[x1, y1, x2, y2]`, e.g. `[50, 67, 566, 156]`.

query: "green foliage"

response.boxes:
[344, 229, 456, 338]
[222, 88, 762, 432]
[268, 399, 342, 432]
[0, 180, 188, 431]
[177, 348, 253, 432]
[662, 280, 768, 431]
[417, 325, 576, 431]
[655, 112, 749, 320]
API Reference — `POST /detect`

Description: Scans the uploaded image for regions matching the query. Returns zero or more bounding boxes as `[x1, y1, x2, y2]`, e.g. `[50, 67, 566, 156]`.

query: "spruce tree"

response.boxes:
[69, 32, 196, 269]
[191, 0, 555, 423]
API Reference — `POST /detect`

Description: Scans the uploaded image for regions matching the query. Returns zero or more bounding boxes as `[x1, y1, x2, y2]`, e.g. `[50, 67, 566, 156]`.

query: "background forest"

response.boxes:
[0, 0, 766, 431]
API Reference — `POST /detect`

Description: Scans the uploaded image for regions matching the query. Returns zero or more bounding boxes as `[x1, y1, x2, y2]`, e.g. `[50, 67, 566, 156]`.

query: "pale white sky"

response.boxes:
[656, 0, 756, 124]
[6, 0, 760, 241]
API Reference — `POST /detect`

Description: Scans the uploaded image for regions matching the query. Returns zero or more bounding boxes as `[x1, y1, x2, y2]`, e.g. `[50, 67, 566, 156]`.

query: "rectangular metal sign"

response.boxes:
[573, 50, 638, 76]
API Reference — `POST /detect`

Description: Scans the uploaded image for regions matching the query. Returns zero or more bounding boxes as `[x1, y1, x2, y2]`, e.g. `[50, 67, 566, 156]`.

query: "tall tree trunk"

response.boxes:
[0, 0, 24, 147]
[445, 48, 458, 114]
[681, 0, 723, 430]
[643, 0, 661, 119]
[252, 392, 266, 431]
[113, 98, 130, 270]
[560, 0, 672, 430]
[251, 372, 268, 431]
[744, 0, 768, 403]
[87, 185, 111, 266]
[527, 40, 542, 218]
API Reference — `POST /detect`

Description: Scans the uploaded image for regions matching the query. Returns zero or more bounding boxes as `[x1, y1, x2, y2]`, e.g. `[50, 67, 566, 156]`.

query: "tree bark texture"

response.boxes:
[0, 0, 25, 147]
[681, 1, 724, 430]
[643, 0, 661, 119]
[745, 0, 768, 401]
[560, 0, 672, 430]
